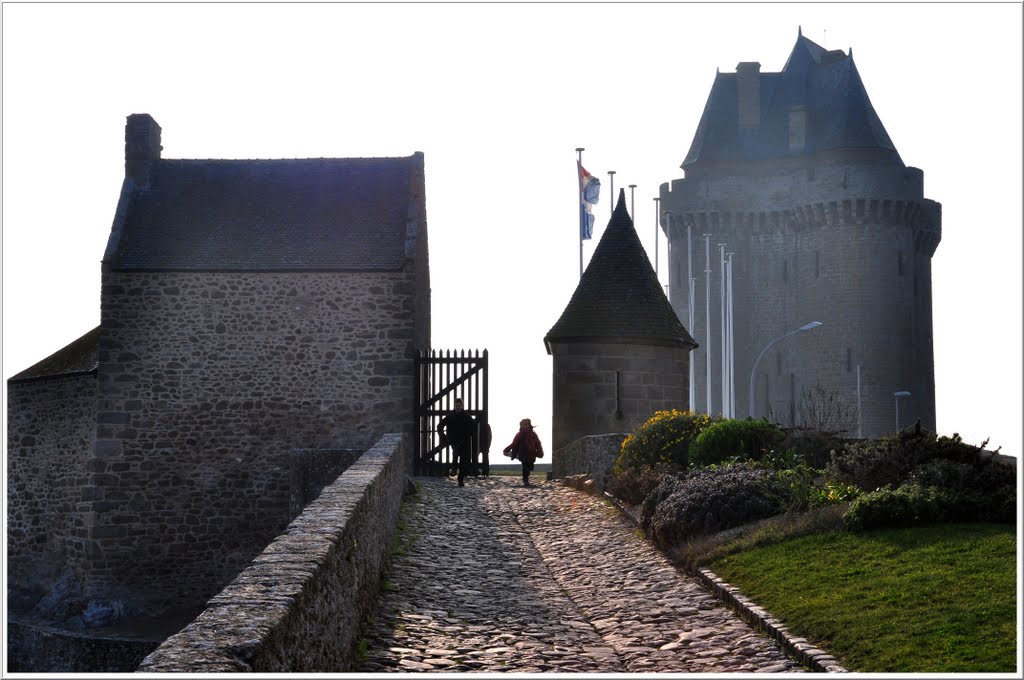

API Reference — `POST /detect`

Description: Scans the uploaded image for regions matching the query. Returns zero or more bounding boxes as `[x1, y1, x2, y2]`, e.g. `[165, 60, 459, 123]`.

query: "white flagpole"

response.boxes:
[727, 252, 735, 418]
[629, 184, 636, 224]
[687, 220, 694, 411]
[704, 234, 712, 415]
[857, 364, 863, 438]
[719, 243, 727, 417]
[608, 171, 616, 212]
[576, 147, 585, 278]
[653, 198, 661, 280]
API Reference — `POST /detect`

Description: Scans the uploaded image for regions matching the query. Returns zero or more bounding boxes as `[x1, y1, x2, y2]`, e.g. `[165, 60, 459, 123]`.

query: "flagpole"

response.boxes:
[687, 219, 694, 411]
[607, 171, 616, 213]
[727, 252, 735, 418]
[576, 147, 585, 278]
[653, 197, 660, 279]
[628, 184, 636, 224]
[719, 243, 727, 417]
[704, 234, 712, 415]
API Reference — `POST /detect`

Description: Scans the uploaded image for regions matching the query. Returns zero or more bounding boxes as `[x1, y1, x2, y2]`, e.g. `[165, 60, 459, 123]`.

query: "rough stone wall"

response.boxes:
[86, 270, 418, 609]
[5, 621, 157, 673]
[288, 449, 360, 520]
[552, 433, 628, 492]
[660, 160, 939, 437]
[137, 433, 410, 673]
[549, 341, 690, 452]
[6, 373, 97, 603]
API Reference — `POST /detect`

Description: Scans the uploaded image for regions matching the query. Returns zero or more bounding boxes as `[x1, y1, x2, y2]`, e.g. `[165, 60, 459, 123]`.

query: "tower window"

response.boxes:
[898, 250, 904, 276]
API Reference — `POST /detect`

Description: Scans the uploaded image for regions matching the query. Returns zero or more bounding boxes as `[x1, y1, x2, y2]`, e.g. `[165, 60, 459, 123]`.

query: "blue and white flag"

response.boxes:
[578, 161, 601, 240]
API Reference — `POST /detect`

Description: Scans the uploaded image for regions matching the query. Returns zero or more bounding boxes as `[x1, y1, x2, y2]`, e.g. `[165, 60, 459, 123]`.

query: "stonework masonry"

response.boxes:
[661, 161, 940, 435]
[137, 433, 410, 672]
[86, 270, 422, 609]
[6, 373, 97, 606]
[549, 341, 691, 452]
[552, 433, 628, 493]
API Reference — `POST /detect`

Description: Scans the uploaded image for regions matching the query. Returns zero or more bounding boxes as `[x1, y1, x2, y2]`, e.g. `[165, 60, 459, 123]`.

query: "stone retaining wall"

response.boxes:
[552, 433, 627, 492]
[137, 433, 410, 673]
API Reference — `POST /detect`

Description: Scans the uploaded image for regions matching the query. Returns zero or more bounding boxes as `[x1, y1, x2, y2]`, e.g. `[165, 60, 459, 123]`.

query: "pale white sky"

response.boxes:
[2, 3, 1022, 459]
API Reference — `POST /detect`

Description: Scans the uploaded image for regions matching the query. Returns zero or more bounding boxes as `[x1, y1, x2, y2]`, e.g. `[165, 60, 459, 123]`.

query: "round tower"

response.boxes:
[659, 32, 940, 437]
[545, 190, 698, 453]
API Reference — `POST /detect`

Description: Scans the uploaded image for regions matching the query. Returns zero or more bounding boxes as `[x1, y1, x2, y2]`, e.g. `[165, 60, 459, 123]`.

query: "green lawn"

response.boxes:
[708, 523, 1017, 673]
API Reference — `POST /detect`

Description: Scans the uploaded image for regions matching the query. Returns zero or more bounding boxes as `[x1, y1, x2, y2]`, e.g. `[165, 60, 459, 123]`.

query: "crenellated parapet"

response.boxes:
[663, 196, 941, 255]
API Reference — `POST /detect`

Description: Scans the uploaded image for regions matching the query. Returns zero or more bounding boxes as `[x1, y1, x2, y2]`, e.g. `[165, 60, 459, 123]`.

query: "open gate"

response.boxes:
[414, 349, 489, 476]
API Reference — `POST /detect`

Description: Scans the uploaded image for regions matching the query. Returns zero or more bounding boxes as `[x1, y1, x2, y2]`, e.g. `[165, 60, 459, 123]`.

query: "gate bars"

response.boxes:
[414, 349, 489, 476]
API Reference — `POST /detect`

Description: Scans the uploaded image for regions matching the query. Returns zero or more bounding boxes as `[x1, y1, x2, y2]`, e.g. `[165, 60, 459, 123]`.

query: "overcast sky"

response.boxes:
[2, 3, 1021, 460]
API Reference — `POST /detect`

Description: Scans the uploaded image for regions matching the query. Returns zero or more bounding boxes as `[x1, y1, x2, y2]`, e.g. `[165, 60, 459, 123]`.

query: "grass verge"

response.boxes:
[707, 522, 1017, 673]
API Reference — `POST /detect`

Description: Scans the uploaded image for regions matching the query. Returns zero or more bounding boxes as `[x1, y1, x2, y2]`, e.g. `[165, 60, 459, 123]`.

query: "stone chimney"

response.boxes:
[736, 62, 761, 129]
[125, 114, 162, 188]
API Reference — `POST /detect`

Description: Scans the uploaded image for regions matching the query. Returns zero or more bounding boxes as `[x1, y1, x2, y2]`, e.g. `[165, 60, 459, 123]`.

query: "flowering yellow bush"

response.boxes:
[614, 409, 721, 474]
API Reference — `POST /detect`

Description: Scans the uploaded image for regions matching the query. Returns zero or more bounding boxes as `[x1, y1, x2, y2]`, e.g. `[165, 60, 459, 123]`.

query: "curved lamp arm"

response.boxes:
[748, 322, 822, 419]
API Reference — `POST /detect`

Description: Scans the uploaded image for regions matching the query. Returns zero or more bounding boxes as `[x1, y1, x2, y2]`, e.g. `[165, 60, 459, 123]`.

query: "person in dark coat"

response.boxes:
[438, 397, 476, 487]
[502, 418, 544, 487]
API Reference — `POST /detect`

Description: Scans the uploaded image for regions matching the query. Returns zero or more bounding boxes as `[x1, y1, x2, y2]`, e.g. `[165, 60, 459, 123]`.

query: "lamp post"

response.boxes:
[894, 391, 911, 431]
[748, 321, 823, 419]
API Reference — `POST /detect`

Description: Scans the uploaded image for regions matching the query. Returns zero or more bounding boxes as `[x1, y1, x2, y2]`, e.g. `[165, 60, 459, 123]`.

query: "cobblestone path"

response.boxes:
[355, 476, 805, 673]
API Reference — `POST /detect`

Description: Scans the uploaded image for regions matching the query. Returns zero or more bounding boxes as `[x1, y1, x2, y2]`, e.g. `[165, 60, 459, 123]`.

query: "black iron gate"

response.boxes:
[414, 349, 489, 476]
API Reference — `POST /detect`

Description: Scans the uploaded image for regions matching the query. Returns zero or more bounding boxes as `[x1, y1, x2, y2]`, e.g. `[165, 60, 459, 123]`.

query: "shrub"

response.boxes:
[638, 473, 686, 532]
[906, 459, 1016, 523]
[779, 428, 844, 469]
[827, 422, 997, 492]
[606, 462, 680, 506]
[842, 484, 951, 530]
[642, 462, 781, 550]
[614, 410, 718, 474]
[689, 418, 785, 468]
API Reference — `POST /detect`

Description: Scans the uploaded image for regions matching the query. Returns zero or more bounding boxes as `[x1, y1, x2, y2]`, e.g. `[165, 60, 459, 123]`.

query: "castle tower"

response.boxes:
[659, 31, 941, 437]
[545, 190, 698, 452]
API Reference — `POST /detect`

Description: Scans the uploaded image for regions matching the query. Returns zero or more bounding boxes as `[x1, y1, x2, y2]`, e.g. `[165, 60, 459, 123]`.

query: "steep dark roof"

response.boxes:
[545, 191, 698, 352]
[105, 154, 423, 271]
[8, 326, 100, 382]
[683, 32, 901, 168]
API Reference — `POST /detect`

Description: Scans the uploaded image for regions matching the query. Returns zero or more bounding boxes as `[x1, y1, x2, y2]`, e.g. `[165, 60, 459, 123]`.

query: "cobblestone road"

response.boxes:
[355, 475, 806, 673]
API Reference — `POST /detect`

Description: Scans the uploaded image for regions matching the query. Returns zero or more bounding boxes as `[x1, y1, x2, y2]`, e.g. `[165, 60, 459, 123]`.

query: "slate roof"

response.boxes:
[545, 191, 698, 352]
[682, 31, 902, 168]
[8, 326, 100, 382]
[105, 155, 422, 271]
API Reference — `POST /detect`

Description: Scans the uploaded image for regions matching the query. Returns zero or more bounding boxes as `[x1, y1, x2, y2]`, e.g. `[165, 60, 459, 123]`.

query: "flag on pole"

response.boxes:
[578, 161, 601, 240]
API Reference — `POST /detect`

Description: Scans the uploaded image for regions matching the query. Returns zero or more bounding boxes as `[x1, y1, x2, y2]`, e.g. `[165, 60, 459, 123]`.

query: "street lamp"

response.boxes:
[894, 391, 911, 431]
[748, 321, 823, 419]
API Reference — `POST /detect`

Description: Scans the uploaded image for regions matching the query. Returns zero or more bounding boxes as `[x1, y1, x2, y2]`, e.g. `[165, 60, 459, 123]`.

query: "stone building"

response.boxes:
[659, 31, 941, 436]
[7, 114, 431, 629]
[546, 190, 697, 452]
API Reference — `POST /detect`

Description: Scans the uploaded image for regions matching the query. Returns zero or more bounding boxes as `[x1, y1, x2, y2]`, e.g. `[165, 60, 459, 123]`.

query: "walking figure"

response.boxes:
[503, 418, 544, 487]
[438, 397, 476, 487]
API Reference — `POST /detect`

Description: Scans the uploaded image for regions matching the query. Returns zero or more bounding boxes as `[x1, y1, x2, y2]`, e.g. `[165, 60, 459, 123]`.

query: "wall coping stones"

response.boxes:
[137, 432, 410, 673]
[552, 433, 628, 492]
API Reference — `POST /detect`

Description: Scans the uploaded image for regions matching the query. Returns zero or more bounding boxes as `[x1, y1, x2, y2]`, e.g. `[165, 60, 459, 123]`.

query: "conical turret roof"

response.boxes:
[545, 190, 698, 353]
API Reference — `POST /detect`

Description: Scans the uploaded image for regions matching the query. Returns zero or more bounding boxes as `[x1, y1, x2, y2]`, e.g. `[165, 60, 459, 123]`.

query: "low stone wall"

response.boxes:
[552, 433, 627, 492]
[6, 619, 158, 673]
[137, 433, 411, 673]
